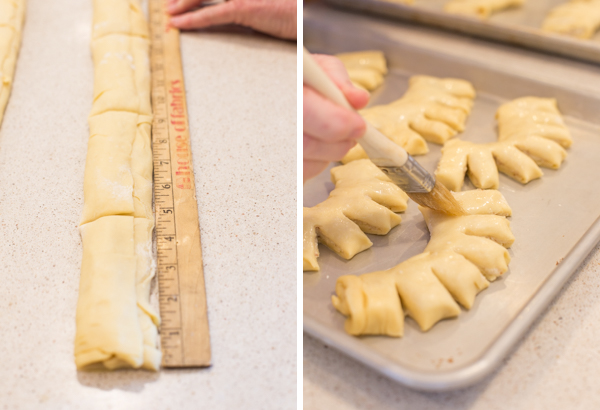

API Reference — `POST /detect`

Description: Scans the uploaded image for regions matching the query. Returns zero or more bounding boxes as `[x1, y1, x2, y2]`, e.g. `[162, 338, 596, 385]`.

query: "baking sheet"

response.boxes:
[322, 0, 600, 65]
[303, 19, 600, 390]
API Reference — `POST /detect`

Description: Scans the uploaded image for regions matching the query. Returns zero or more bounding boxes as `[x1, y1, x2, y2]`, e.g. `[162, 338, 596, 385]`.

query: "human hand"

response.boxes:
[304, 54, 369, 182]
[167, 0, 297, 40]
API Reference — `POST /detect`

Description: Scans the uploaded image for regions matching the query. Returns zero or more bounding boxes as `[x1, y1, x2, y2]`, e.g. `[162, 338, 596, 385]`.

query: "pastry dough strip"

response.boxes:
[74, 0, 160, 371]
[0, 0, 26, 128]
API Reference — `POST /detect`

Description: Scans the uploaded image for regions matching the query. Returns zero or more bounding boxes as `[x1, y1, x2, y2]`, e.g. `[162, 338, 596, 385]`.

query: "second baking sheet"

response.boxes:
[323, 0, 600, 64]
[304, 15, 600, 389]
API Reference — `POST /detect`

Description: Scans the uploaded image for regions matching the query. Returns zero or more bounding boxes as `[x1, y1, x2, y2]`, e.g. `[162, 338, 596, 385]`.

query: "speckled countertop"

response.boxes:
[304, 5, 600, 409]
[0, 0, 296, 408]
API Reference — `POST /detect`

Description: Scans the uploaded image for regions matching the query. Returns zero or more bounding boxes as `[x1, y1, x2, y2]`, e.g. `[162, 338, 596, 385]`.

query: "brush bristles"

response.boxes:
[406, 181, 465, 216]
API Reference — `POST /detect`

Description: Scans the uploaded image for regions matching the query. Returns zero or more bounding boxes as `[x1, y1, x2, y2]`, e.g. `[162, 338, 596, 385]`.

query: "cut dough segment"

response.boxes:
[76, 216, 160, 371]
[92, 0, 150, 40]
[75, 216, 143, 370]
[81, 111, 138, 224]
[336, 50, 387, 91]
[445, 0, 524, 19]
[436, 97, 570, 191]
[543, 0, 600, 39]
[496, 97, 572, 148]
[90, 34, 151, 116]
[451, 189, 512, 216]
[0, 0, 26, 128]
[303, 160, 409, 271]
[332, 274, 404, 337]
[394, 253, 462, 331]
[342, 76, 475, 161]
[75, 0, 159, 371]
[333, 190, 513, 336]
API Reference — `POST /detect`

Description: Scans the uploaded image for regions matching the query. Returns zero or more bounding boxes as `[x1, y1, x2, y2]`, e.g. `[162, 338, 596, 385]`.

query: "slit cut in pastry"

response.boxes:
[341, 76, 475, 161]
[0, 0, 26, 127]
[436, 97, 571, 191]
[444, 0, 524, 19]
[332, 190, 514, 337]
[336, 50, 388, 92]
[543, 0, 600, 39]
[74, 0, 160, 371]
[303, 160, 409, 271]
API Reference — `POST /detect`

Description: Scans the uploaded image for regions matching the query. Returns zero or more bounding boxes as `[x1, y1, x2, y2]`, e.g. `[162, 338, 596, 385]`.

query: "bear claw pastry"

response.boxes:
[543, 0, 600, 39]
[444, 0, 524, 19]
[436, 97, 570, 191]
[303, 159, 409, 271]
[332, 190, 514, 336]
[341, 75, 476, 162]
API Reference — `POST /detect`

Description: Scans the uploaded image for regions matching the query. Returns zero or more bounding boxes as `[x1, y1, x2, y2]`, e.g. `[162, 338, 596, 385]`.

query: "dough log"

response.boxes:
[75, 0, 160, 371]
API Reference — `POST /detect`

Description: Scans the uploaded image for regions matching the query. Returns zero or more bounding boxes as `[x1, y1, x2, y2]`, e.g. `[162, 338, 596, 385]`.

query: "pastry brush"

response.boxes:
[303, 48, 464, 216]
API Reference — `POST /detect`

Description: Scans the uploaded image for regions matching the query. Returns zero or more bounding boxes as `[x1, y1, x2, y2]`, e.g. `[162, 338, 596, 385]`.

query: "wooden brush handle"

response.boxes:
[303, 48, 408, 167]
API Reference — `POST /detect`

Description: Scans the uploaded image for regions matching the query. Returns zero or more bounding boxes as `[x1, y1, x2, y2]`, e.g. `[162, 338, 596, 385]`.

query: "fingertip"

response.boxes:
[347, 87, 370, 110]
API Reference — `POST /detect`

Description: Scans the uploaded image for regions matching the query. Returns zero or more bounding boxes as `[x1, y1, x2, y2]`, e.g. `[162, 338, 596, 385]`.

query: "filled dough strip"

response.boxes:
[74, 0, 160, 371]
[0, 0, 26, 128]
[303, 160, 409, 271]
[342, 75, 475, 161]
[336, 51, 388, 92]
[332, 190, 514, 336]
[436, 97, 571, 191]
[444, 0, 524, 19]
[542, 0, 600, 39]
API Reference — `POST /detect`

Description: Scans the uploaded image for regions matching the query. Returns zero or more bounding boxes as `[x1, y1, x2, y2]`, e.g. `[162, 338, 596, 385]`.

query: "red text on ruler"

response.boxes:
[169, 79, 192, 189]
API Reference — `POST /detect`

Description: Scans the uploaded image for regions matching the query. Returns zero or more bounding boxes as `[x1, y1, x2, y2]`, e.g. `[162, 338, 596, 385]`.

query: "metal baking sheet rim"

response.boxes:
[323, 0, 600, 65]
[305, 214, 600, 391]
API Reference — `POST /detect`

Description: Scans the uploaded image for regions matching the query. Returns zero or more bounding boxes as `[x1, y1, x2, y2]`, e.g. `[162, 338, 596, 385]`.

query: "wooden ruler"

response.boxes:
[149, 0, 211, 368]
